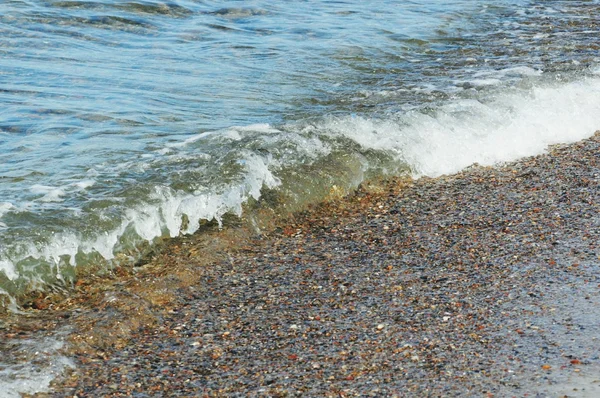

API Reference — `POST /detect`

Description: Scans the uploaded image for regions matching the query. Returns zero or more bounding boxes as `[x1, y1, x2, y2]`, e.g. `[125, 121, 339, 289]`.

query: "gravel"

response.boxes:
[22, 133, 600, 396]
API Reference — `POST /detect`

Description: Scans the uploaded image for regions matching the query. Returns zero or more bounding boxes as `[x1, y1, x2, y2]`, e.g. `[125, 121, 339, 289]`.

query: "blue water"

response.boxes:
[1, 0, 600, 303]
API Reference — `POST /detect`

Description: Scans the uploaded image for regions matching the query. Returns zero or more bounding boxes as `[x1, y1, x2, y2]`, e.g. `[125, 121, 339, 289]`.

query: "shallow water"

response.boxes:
[1, 0, 600, 304]
[0, 326, 74, 398]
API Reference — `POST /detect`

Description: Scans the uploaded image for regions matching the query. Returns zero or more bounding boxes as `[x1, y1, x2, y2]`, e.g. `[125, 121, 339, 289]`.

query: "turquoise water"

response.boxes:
[1, 0, 600, 302]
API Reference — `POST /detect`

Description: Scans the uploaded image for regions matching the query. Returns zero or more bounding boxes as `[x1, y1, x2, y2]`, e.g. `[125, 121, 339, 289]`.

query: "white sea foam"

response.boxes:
[2, 74, 600, 294]
[158, 151, 282, 236]
[0, 202, 14, 216]
[71, 180, 95, 190]
[30, 185, 66, 203]
[467, 78, 502, 87]
[26, 180, 94, 205]
[163, 131, 217, 151]
[0, 331, 75, 398]
[319, 75, 600, 177]
[163, 124, 279, 152]
[0, 260, 17, 280]
[0, 203, 14, 229]
[0, 150, 282, 281]
[3, 75, 600, 286]
[497, 66, 542, 77]
[461, 66, 543, 89]
[0, 288, 25, 314]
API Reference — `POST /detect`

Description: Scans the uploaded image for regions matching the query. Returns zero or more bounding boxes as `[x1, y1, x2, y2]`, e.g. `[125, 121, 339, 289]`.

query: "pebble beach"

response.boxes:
[6, 133, 600, 397]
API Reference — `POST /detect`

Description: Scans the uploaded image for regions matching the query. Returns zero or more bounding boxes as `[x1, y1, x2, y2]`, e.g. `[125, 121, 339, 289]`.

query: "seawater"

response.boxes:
[1, 0, 600, 309]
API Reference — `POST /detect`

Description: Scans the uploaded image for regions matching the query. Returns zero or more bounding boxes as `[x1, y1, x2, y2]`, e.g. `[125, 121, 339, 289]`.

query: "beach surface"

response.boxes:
[8, 133, 600, 397]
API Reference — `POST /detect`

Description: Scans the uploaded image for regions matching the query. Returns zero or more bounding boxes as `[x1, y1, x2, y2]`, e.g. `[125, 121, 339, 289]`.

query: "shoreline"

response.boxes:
[4, 133, 600, 396]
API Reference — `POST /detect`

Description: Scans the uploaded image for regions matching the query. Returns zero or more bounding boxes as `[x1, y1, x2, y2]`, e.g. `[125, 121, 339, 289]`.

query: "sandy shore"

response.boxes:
[9, 133, 600, 396]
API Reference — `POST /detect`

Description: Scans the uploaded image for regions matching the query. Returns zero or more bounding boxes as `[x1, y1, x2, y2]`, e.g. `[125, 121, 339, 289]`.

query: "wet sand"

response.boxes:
[12, 133, 600, 396]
